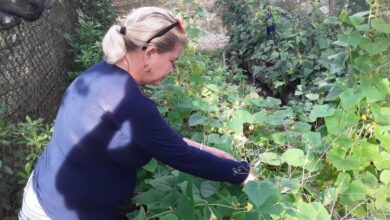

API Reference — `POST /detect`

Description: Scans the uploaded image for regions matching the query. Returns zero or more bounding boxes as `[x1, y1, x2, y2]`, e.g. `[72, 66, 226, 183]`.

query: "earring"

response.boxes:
[144, 65, 151, 72]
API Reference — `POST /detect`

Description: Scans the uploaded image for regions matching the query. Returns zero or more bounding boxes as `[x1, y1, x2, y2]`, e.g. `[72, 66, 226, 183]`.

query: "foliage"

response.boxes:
[127, 3, 390, 215]
[126, 48, 331, 219]
[164, 0, 210, 41]
[64, 10, 105, 81]
[1, 1, 389, 219]
[79, 0, 116, 30]
[215, 0, 344, 104]
[0, 113, 52, 218]
[320, 4, 390, 218]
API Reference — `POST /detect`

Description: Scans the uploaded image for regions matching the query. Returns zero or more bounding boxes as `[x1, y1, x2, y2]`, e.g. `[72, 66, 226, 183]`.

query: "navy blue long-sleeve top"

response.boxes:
[32, 61, 250, 219]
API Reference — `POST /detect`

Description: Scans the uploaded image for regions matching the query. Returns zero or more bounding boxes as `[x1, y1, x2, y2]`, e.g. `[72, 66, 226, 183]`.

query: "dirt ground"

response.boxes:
[112, 0, 229, 51]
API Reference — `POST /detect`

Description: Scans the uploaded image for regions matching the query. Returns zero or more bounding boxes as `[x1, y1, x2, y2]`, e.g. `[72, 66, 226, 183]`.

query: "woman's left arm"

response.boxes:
[182, 138, 236, 161]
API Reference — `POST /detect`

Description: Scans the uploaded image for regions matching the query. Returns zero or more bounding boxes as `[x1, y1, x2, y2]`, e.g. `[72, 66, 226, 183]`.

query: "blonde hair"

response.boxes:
[102, 7, 188, 64]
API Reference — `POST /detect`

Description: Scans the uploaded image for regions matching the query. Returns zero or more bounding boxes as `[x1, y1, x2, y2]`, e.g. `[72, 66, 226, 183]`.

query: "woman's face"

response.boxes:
[144, 43, 184, 85]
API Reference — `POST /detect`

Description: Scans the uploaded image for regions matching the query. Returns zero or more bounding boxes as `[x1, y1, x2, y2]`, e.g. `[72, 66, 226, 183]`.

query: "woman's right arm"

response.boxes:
[130, 99, 251, 185]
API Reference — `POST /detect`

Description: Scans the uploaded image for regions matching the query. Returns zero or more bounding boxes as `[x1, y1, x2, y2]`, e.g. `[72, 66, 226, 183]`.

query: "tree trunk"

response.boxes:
[329, 0, 337, 16]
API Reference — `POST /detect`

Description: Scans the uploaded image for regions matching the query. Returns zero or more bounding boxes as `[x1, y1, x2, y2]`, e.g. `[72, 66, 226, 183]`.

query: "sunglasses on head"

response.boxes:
[142, 19, 185, 50]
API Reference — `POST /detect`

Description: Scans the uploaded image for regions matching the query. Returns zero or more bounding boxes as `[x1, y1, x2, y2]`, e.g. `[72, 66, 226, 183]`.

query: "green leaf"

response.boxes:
[302, 132, 323, 150]
[282, 149, 305, 167]
[191, 60, 205, 75]
[132, 190, 164, 205]
[142, 159, 157, 173]
[250, 97, 281, 108]
[160, 214, 179, 220]
[160, 190, 181, 208]
[228, 118, 243, 133]
[335, 172, 351, 193]
[361, 74, 390, 103]
[205, 84, 220, 92]
[200, 181, 220, 198]
[232, 211, 261, 220]
[309, 105, 336, 122]
[259, 152, 282, 166]
[325, 109, 359, 135]
[340, 180, 366, 203]
[243, 180, 280, 208]
[358, 37, 390, 55]
[374, 125, 390, 151]
[361, 171, 378, 188]
[148, 176, 176, 191]
[349, 11, 369, 27]
[196, 6, 209, 18]
[373, 185, 390, 212]
[322, 188, 337, 206]
[371, 19, 390, 34]
[305, 93, 319, 100]
[339, 88, 364, 112]
[327, 147, 360, 171]
[324, 17, 340, 25]
[175, 182, 195, 220]
[339, 32, 363, 48]
[374, 151, 390, 170]
[188, 112, 207, 126]
[235, 110, 254, 123]
[380, 170, 390, 184]
[297, 202, 331, 220]
[136, 206, 147, 220]
[371, 103, 390, 125]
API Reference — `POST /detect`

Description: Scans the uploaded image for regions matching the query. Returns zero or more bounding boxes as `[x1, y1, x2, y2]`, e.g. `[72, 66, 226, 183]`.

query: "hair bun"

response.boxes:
[119, 26, 126, 35]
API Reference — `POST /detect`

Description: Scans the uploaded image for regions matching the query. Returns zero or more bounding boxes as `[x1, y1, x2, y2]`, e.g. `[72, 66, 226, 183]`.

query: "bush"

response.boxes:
[0, 112, 52, 218]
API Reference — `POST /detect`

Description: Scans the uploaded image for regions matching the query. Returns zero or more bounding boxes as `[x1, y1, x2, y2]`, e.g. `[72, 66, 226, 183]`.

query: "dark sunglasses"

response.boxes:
[141, 19, 185, 51]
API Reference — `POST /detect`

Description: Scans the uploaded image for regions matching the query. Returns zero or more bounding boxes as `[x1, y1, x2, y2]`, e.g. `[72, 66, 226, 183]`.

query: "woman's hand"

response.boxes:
[241, 171, 258, 186]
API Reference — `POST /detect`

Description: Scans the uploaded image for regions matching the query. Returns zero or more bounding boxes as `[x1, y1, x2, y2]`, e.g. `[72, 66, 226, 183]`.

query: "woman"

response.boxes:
[19, 7, 256, 220]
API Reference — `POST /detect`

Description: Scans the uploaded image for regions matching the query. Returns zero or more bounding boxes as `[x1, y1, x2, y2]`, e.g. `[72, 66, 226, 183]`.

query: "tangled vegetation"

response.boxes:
[1, 0, 389, 219]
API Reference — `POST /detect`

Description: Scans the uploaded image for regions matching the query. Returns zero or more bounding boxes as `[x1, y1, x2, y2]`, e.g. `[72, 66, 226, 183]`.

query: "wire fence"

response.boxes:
[0, 0, 79, 123]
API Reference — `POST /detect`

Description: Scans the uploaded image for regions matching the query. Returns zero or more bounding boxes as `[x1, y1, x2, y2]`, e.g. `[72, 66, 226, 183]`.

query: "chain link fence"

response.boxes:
[0, 0, 79, 123]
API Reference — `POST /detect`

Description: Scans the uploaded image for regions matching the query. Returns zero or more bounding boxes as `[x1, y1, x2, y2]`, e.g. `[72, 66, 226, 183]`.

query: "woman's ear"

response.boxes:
[143, 45, 157, 65]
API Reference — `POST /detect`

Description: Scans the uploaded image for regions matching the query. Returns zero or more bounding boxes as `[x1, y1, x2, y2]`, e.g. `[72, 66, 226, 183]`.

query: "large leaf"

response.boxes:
[148, 176, 177, 191]
[339, 88, 364, 112]
[227, 118, 243, 133]
[361, 74, 390, 103]
[374, 125, 390, 151]
[325, 109, 359, 135]
[243, 180, 280, 208]
[327, 147, 360, 171]
[234, 110, 254, 123]
[132, 190, 165, 205]
[371, 19, 390, 34]
[188, 112, 207, 126]
[349, 11, 369, 27]
[175, 182, 195, 220]
[358, 37, 390, 55]
[380, 170, 390, 184]
[160, 214, 179, 220]
[339, 32, 363, 48]
[374, 151, 390, 170]
[142, 159, 158, 173]
[159, 190, 181, 209]
[200, 181, 220, 198]
[309, 105, 336, 122]
[371, 103, 390, 125]
[259, 152, 282, 166]
[340, 180, 366, 205]
[282, 149, 305, 167]
[297, 202, 331, 220]
[250, 97, 281, 108]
